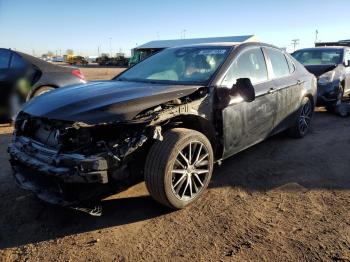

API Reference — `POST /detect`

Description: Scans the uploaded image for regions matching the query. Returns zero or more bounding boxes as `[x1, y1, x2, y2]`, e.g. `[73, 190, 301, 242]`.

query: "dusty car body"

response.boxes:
[8, 43, 316, 215]
[292, 47, 350, 109]
[0, 48, 86, 120]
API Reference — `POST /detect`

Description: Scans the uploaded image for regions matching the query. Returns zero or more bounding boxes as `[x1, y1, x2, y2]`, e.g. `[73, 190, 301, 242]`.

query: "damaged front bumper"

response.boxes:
[9, 136, 109, 184]
[8, 135, 122, 207]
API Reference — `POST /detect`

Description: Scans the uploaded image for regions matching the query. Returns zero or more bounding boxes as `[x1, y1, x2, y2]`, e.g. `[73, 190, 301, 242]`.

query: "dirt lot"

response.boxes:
[0, 69, 350, 261]
[79, 66, 126, 81]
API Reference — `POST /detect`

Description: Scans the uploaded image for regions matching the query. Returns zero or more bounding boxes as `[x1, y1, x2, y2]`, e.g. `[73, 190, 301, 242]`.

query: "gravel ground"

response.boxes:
[0, 69, 349, 261]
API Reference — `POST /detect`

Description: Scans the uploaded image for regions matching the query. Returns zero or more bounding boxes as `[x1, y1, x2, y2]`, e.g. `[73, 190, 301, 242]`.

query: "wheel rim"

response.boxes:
[299, 100, 312, 135]
[171, 141, 210, 201]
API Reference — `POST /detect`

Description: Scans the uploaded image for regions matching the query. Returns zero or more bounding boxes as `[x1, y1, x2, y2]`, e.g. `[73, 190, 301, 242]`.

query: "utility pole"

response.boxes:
[181, 29, 187, 39]
[97, 45, 101, 57]
[109, 37, 112, 57]
[291, 39, 300, 52]
[315, 30, 319, 44]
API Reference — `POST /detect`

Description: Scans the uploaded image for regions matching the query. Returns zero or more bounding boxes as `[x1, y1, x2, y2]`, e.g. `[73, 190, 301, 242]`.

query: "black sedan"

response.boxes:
[9, 43, 316, 215]
[0, 48, 86, 120]
[292, 47, 350, 111]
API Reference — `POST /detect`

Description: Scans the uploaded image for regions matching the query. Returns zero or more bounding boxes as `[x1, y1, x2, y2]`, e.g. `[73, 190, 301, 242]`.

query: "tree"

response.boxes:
[66, 49, 74, 55]
[46, 51, 54, 57]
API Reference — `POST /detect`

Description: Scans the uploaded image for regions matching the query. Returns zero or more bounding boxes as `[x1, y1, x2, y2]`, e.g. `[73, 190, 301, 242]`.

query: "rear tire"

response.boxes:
[288, 97, 313, 138]
[144, 128, 214, 209]
[33, 86, 55, 97]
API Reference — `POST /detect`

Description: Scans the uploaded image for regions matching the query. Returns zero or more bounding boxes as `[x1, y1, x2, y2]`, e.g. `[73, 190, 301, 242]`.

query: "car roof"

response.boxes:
[167, 42, 279, 50]
[0, 48, 71, 72]
[296, 46, 347, 52]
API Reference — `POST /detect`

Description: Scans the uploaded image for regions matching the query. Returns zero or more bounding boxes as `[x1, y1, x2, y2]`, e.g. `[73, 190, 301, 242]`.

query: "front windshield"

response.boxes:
[117, 46, 230, 84]
[292, 49, 343, 65]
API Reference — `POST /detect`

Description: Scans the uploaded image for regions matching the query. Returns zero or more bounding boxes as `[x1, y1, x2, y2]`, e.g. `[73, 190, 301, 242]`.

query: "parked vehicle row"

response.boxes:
[292, 46, 350, 112]
[7, 42, 317, 214]
[0, 48, 86, 120]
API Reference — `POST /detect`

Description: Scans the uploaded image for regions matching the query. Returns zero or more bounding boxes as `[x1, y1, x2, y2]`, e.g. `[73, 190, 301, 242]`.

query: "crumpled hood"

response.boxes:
[22, 81, 202, 124]
[304, 64, 337, 77]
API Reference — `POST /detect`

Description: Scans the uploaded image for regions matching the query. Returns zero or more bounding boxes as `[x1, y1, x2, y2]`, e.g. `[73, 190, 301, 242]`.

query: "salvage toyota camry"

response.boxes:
[8, 43, 316, 215]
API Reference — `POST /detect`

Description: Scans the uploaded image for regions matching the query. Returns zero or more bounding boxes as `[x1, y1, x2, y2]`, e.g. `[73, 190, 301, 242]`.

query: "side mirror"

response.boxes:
[345, 60, 350, 67]
[231, 78, 255, 102]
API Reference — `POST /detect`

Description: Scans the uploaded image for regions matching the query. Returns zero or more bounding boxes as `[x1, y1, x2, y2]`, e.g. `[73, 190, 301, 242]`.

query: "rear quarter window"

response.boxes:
[286, 55, 296, 74]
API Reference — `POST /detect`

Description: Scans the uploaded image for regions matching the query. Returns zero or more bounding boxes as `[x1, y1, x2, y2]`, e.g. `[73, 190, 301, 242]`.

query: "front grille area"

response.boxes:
[33, 123, 61, 147]
[14, 112, 92, 151]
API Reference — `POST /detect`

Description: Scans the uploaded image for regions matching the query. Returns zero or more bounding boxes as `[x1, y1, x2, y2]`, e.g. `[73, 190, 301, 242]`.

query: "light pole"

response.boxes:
[181, 29, 187, 39]
[109, 37, 112, 57]
[97, 45, 101, 57]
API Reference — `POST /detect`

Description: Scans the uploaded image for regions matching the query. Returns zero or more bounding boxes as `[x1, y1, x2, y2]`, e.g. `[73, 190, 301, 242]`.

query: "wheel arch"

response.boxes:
[28, 84, 58, 100]
[305, 93, 315, 110]
[161, 114, 220, 160]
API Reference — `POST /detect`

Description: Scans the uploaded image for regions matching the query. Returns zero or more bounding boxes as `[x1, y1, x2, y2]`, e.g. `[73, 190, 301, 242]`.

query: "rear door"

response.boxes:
[264, 47, 303, 131]
[220, 46, 277, 158]
[0, 49, 13, 110]
[343, 48, 350, 93]
[9, 53, 35, 98]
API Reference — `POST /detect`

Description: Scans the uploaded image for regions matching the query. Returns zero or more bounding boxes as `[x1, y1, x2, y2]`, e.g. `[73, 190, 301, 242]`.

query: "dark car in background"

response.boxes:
[8, 43, 316, 215]
[0, 48, 86, 120]
[292, 47, 350, 111]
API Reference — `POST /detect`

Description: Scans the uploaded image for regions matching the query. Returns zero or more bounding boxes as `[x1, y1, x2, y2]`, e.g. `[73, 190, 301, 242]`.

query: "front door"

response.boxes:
[220, 47, 277, 159]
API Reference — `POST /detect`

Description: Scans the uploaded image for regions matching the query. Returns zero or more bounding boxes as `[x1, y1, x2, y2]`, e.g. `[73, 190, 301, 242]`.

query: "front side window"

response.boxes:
[117, 46, 230, 84]
[222, 47, 268, 87]
[292, 49, 343, 66]
[0, 49, 11, 69]
[266, 48, 290, 78]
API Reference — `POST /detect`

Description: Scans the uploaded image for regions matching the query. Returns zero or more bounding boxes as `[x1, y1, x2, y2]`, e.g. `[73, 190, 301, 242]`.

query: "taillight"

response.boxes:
[71, 69, 85, 80]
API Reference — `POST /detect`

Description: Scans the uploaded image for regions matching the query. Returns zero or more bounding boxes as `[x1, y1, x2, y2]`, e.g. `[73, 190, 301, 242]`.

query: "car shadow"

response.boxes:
[211, 110, 350, 191]
[1, 110, 350, 249]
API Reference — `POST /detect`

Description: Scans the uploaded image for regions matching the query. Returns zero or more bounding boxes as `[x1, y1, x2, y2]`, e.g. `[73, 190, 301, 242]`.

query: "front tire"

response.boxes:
[288, 97, 313, 138]
[144, 128, 214, 209]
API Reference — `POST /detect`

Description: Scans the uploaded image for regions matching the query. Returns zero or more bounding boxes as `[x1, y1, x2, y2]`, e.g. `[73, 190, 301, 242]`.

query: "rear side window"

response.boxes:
[266, 48, 290, 78]
[222, 47, 268, 86]
[344, 49, 350, 65]
[10, 53, 28, 69]
[0, 49, 11, 69]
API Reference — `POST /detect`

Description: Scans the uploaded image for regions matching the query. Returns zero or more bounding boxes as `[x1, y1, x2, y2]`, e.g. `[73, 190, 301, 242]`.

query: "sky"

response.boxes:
[0, 0, 349, 57]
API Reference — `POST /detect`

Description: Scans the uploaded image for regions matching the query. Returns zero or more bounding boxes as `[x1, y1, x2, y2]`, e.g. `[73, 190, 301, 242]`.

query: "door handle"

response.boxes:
[268, 88, 277, 94]
[297, 80, 302, 85]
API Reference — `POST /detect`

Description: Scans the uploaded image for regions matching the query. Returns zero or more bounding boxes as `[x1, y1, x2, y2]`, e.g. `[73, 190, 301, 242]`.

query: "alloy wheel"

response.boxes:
[299, 100, 312, 135]
[171, 141, 210, 201]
